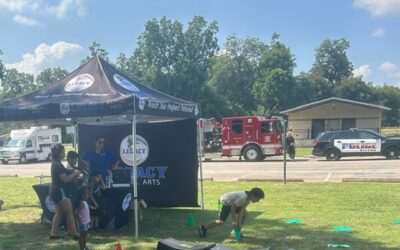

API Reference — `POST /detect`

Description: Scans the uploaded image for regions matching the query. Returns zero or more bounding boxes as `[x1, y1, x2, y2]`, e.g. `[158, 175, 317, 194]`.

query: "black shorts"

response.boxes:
[219, 205, 242, 221]
[90, 208, 99, 216]
[50, 187, 68, 205]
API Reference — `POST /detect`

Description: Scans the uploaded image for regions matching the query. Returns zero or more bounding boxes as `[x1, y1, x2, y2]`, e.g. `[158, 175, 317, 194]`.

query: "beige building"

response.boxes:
[280, 97, 391, 146]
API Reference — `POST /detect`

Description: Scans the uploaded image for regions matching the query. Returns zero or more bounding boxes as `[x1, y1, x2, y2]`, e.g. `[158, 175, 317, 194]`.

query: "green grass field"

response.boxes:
[294, 147, 312, 157]
[1, 177, 400, 249]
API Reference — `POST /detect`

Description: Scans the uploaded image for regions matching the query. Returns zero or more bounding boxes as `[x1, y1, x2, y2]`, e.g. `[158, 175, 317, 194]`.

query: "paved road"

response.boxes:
[200, 156, 400, 182]
[0, 156, 399, 182]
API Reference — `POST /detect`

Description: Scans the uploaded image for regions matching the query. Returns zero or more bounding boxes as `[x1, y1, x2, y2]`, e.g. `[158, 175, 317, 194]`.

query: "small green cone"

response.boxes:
[187, 212, 196, 228]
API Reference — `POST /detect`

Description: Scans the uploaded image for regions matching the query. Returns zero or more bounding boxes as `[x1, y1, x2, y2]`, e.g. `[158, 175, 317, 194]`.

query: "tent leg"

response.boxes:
[132, 115, 139, 238]
[73, 124, 78, 151]
[197, 120, 205, 210]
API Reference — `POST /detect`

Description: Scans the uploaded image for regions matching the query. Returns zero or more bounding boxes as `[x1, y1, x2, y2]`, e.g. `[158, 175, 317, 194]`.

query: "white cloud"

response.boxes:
[13, 14, 40, 26]
[379, 61, 400, 85]
[353, 0, 400, 16]
[0, 0, 89, 25]
[45, 0, 89, 19]
[353, 64, 372, 79]
[379, 61, 398, 73]
[372, 28, 385, 37]
[5, 41, 84, 75]
[0, 0, 39, 13]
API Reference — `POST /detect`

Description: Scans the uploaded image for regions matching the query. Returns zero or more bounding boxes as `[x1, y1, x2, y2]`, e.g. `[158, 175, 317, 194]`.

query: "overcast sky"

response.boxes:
[1, 0, 400, 86]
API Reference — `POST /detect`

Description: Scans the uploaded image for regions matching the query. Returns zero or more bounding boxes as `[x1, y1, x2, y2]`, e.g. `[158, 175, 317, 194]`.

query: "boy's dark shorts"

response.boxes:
[219, 205, 242, 221]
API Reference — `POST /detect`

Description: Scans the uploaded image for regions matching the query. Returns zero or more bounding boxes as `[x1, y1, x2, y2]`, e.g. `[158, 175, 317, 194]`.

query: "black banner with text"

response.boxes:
[78, 119, 199, 207]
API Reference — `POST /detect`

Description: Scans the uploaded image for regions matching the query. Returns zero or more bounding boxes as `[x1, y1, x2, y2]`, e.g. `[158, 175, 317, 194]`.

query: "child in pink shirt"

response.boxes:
[75, 187, 91, 250]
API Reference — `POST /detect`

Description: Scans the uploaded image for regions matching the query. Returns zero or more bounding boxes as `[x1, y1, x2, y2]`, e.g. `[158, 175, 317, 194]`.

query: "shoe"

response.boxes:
[72, 235, 80, 241]
[197, 226, 207, 238]
[49, 235, 62, 240]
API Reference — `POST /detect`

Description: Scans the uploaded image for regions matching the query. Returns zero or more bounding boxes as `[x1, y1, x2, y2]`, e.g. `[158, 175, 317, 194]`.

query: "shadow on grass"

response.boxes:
[0, 208, 398, 250]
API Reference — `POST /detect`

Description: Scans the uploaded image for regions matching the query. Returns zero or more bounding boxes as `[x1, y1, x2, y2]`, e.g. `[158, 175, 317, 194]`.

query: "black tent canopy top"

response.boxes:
[0, 56, 200, 123]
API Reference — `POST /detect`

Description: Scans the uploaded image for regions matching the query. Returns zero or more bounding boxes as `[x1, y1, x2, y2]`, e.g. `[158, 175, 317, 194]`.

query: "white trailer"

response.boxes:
[0, 126, 62, 164]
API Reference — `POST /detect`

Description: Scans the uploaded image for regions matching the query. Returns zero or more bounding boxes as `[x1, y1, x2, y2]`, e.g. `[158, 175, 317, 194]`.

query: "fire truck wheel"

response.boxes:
[243, 145, 262, 161]
[1, 160, 8, 164]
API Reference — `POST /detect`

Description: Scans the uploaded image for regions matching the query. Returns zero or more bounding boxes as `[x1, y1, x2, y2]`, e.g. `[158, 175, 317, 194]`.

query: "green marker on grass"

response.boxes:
[287, 219, 303, 224]
[328, 243, 350, 248]
[332, 226, 352, 232]
[393, 219, 400, 224]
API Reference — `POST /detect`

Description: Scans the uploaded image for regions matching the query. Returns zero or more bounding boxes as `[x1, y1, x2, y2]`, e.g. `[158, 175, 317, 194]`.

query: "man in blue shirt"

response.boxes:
[81, 136, 119, 181]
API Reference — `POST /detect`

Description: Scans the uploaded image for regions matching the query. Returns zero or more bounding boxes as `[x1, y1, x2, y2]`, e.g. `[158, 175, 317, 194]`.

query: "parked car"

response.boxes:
[0, 138, 5, 147]
[312, 129, 400, 161]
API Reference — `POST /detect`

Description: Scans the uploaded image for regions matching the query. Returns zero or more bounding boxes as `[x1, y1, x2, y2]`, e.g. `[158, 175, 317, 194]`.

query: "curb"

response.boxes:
[238, 178, 304, 182]
[342, 178, 400, 183]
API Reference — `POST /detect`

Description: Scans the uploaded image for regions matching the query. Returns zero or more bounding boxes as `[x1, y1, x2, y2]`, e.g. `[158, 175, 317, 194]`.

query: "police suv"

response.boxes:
[312, 129, 400, 161]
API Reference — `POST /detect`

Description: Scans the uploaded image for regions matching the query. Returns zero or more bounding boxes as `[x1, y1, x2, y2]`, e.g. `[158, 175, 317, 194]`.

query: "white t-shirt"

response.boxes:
[220, 191, 248, 207]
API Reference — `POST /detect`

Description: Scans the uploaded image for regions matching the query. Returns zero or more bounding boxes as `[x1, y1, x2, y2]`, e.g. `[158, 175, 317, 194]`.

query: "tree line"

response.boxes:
[0, 16, 399, 130]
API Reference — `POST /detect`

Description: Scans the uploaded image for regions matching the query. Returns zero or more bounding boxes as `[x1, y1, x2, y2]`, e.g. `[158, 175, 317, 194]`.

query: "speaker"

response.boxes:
[157, 238, 216, 250]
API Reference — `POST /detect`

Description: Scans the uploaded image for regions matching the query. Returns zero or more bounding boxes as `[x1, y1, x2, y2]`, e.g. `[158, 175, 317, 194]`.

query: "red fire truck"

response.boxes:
[199, 116, 284, 161]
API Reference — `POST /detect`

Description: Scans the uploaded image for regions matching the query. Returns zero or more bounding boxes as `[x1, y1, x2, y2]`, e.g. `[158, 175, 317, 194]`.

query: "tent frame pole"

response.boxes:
[197, 120, 205, 210]
[132, 114, 139, 238]
[73, 123, 78, 151]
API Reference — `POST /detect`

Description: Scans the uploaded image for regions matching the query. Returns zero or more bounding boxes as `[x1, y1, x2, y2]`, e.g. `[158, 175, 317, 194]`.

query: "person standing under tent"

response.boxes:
[81, 136, 120, 182]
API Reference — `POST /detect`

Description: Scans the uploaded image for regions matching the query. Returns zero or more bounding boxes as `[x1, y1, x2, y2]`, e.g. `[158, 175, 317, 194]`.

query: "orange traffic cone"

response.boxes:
[116, 242, 123, 250]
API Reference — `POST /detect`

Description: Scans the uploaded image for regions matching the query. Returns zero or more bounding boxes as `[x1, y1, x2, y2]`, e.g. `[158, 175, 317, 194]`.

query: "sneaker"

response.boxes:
[197, 226, 207, 238]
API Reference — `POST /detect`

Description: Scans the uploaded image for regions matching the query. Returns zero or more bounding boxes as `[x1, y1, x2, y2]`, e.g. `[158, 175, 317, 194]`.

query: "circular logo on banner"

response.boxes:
[64, 74, 94, 92]
[122, 192, 132, 211]
[45, 195, 56, 213]
[113, 73, 140, 92]
[120, 135, 149, 166]
[60, 103, 71, 115]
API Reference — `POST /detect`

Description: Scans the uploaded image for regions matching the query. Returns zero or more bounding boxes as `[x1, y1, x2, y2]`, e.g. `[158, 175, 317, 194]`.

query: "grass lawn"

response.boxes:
[295, 147, 313, 157]
[1, 177, 400, 250]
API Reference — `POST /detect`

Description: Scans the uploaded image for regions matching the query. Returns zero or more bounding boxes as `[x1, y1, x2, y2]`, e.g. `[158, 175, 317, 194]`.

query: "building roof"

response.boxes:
[280, 97, 391, 114]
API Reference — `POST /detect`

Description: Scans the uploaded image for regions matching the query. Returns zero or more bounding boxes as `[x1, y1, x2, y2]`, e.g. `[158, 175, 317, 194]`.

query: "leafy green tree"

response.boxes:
[0, 50, 4, 81]
[292, 72, 318, 105]
[253, 33, 296, 115]
[119, 16, 220, 117]
[377, 85, 400, 126]
[208, 35, 267, 115]
[81, 42, 110, 64]
[0, 69, 34, 100]
[36, 67, 69, 88]
[334, 77, 379, 103]
[311, 39, 353, 87]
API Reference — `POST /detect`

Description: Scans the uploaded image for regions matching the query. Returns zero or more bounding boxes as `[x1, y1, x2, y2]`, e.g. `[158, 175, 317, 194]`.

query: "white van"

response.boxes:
[0, 126, 62, 164]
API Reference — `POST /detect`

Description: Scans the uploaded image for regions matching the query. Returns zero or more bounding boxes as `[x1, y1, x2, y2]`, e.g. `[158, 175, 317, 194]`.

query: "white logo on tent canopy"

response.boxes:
[120, 135, 149, 166]
[113, 74, 140, 92]
[64, 74, 94, 92]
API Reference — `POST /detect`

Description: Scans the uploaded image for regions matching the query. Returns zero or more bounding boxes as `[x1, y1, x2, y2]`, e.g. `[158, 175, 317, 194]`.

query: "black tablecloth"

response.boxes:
[32, 184, 132, 229]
